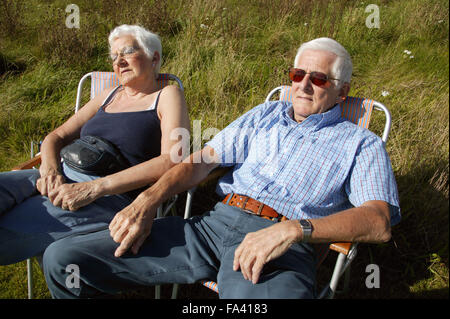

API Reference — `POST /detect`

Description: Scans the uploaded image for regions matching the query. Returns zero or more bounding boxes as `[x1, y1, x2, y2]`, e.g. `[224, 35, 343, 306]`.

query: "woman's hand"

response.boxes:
[48, 180, 103, 211]
[36, 167, 66, 197]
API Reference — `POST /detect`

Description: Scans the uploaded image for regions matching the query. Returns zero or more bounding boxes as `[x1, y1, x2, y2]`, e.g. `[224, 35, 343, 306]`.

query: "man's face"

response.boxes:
[291, 49, 348, 123]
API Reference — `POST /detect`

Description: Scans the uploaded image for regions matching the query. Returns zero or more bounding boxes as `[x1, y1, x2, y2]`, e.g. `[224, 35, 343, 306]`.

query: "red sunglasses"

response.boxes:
[289, 67, 340, 88]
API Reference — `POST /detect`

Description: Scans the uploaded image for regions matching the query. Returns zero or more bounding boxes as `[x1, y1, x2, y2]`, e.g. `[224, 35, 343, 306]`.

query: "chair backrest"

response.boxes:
[265, 85, 391, 144]
[75, 72, 184, 112]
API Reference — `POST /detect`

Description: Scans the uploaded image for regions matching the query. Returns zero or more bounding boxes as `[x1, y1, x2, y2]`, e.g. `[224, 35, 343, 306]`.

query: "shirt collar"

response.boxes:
[282, 103, 343, 131]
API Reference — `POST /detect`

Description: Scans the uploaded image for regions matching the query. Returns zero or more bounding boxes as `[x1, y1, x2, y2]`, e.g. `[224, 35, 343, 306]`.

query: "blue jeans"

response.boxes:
[43, 202, 317, 299]
[0, 168, 132, 265]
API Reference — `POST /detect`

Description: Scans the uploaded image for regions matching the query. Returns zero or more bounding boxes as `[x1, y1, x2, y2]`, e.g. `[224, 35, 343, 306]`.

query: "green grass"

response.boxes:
[0, 0, 448, 299]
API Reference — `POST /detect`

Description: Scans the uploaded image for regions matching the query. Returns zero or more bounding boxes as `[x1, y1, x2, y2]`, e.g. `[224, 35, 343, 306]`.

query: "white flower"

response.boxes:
[381, 91, 390, 97]
[304, 22, 308, 26]
[200, 24, 208, 29]
[403, 50, 411, 55]
[409, 55, 414, 59]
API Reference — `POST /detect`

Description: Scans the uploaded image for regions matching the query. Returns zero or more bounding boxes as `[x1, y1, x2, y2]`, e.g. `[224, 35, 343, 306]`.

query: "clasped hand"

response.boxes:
[36, 170, 65, 197]
[37, 169, 101, 211]
[47, 181, 101, 211]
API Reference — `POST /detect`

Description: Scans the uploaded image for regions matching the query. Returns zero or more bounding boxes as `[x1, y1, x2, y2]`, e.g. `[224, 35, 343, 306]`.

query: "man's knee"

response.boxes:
[43, 231, 122, 298]
[43, 239, 76, 292]
[44, 238, 74, 272]
[43, 237, 99, 298]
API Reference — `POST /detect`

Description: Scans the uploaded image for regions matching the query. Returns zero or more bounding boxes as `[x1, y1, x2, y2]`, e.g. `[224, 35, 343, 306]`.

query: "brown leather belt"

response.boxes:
[223, 193, 288, 222]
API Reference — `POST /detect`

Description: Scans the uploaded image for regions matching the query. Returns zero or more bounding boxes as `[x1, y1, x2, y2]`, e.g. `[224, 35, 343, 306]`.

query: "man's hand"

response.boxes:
[233, 220, 302, 284]
[108, 194, 157, 258]
[36, 168, 65, 197]
[48, 181, 102, 211]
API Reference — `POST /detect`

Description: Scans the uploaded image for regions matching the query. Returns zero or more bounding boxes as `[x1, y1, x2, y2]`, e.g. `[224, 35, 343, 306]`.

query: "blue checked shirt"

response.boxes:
[206, 101, 401, 226]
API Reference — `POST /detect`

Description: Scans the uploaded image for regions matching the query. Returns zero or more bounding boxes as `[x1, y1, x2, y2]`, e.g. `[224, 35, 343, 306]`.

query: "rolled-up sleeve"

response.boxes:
[345, 136, 401, 226]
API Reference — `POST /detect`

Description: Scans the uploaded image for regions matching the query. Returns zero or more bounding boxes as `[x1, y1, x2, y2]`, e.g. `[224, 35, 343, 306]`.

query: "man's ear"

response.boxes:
[337, 82, 350, 102]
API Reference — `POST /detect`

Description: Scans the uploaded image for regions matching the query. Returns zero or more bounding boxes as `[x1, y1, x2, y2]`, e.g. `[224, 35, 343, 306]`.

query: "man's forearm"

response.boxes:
[137, 148, 220, 211]
[305, 200, 392, 244]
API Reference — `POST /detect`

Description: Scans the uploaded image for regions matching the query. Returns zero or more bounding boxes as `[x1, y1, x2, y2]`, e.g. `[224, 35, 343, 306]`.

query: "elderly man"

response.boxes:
[43, 38, 400, 299]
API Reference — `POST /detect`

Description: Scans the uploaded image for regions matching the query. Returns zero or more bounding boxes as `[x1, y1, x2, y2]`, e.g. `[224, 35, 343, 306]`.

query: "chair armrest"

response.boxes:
[11, 154, 42, 171]
[329, 242, 353, 255]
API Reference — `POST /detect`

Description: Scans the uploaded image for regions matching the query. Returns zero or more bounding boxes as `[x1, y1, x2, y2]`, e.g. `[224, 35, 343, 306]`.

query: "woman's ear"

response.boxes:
[152, 51, 160, 66]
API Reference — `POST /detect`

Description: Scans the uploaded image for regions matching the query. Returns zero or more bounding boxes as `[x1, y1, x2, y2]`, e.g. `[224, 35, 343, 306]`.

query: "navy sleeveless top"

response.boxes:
[80, 86, 162, 167]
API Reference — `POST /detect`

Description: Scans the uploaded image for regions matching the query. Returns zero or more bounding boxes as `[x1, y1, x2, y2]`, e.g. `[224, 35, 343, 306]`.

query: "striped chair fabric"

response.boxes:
[201, 280, 219, 293]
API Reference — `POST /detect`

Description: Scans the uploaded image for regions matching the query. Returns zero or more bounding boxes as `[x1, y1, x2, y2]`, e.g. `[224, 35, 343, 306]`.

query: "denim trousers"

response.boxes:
[43, 202, 317, 299]
[0, 168, 131, 265]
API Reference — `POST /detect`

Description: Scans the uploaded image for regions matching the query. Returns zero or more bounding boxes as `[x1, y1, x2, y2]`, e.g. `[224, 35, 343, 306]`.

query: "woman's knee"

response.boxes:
[0, 169, 40, 214]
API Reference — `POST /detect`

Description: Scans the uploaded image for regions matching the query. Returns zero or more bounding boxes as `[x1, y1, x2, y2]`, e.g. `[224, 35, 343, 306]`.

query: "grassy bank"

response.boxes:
[0, 0, 448, 298]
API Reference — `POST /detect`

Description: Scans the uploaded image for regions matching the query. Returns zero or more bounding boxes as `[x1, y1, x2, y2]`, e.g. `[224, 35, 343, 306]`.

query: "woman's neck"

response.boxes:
[122, 77, 158, 99]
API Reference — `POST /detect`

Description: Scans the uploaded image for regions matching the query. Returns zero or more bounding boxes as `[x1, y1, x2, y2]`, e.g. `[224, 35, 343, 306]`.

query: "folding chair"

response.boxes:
[181, 85, 391, 299]
[11, 71, 184, 299]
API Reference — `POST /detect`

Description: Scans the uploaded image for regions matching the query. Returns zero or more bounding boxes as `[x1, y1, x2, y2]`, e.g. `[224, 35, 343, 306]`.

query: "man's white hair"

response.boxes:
[108, 25, 162, 76]
[294, 37, 352, 88]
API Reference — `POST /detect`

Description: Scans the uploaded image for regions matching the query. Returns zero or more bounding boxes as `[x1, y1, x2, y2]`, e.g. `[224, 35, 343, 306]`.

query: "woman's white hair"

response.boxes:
[108, 25, 162, 75]
[294, 37, 352, 88]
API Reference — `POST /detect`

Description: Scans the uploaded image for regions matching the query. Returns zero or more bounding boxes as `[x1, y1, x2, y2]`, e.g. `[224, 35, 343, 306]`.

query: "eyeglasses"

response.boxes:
[110, 46, 140, 63]
[289, 67, 340, 88]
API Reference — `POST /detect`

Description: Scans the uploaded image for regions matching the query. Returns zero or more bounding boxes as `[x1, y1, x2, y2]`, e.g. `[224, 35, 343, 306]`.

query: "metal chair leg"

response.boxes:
[342, 264, 352, 293]
[171, 284, 179, 299]
[27, 258, 34, 299]
[26, 141, 39, 299]
[328, 252, 346, 299]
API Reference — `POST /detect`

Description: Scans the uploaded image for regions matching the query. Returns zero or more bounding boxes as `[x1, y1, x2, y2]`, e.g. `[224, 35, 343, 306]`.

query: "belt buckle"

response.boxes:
[243, 209, 256, 216]
[245, 203, 263, 217]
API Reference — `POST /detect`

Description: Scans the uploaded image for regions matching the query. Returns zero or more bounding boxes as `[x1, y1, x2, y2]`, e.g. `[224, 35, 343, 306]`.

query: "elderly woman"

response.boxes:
[0, 25, 190, 265]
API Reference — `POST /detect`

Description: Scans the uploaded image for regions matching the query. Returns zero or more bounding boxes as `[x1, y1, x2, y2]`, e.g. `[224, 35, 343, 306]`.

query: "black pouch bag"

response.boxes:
[60, 136, 130, 176]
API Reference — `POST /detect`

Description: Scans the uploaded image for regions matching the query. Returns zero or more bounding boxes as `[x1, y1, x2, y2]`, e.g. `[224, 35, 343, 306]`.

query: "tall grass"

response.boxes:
[0, 0, 448, 298]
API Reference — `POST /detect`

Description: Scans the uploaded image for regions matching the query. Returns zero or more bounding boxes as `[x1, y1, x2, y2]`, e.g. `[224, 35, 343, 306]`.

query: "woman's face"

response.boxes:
[110, 35, 155, 85]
